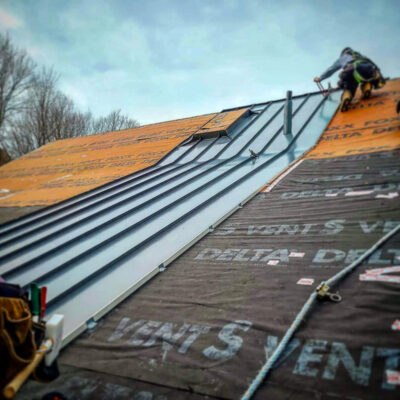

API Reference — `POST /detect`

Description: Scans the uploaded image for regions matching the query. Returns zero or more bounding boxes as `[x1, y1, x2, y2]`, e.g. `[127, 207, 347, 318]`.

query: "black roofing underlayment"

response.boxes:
[21, 149, 400, 399]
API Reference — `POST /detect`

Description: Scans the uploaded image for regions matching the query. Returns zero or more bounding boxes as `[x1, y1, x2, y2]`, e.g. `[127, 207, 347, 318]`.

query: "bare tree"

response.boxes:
[6, 75, 139, 157]
[89, 109, 139, 135]
[4, 121, 36, 157]
[6, 67, 91, 157]
[0, 33, 35, 133]
[0, 34, 139, 159]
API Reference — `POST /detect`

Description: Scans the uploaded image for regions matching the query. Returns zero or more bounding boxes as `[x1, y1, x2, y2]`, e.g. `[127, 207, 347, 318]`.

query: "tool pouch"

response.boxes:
[0, 292, 36, 393]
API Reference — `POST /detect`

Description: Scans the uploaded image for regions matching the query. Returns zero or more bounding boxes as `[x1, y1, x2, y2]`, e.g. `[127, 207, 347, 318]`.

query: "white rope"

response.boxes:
[241, 223, 400, 400]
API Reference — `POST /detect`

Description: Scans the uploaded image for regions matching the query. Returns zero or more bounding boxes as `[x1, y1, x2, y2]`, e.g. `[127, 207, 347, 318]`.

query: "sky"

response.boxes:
[0, 0, 399, 125]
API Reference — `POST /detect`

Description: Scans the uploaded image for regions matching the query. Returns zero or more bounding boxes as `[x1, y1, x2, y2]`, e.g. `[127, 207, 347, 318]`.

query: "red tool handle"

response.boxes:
[41, 286, 47, 318]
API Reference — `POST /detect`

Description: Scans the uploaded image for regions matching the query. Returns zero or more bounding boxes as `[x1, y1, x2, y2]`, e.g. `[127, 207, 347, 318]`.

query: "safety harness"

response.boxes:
[350, 51, 381, 83]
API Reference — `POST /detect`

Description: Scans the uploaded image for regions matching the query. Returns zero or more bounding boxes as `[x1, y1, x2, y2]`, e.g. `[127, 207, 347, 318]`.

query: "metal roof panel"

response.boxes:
[0, 91, 341, 344]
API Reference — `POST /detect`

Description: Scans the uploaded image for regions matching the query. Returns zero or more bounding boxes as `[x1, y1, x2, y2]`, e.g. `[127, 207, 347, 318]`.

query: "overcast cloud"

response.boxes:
[0, 0, 399, 124]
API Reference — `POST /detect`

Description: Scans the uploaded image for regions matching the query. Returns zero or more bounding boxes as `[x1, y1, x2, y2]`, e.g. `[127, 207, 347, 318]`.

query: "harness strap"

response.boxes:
[352, 58, 379, 83]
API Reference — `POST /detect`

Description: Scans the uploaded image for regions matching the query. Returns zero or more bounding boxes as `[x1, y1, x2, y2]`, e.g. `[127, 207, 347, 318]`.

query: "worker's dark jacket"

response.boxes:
[319, 52, 380, 83]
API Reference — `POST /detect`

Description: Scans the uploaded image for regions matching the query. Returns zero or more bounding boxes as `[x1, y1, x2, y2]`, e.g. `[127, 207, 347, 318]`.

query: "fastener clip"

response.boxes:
[316, 282, 342, 303]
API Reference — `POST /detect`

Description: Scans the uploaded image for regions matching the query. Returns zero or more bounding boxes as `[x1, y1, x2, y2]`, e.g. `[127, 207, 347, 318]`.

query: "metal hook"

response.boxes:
[328, 292, 342, 303]
[316, 282, 342, 303]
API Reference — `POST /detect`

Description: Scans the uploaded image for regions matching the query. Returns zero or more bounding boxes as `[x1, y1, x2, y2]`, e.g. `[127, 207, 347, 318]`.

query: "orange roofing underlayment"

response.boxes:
[306, 78, 400, 158]
[260, 79, 400, 194]
[0, 109, 246, 207]
[1, 78, 398, 208]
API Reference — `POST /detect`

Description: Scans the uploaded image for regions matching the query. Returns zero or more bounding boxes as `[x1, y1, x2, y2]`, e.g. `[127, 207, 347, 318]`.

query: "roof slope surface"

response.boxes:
[0, 90, 341, 344]
[308, 79, 400, 158]
[17, 79, 400, 399]
[59, 149, 400, 400]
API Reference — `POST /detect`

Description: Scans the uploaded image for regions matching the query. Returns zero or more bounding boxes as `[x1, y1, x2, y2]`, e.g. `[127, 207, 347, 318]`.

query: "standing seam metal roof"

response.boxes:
[0, 90, 341, 344]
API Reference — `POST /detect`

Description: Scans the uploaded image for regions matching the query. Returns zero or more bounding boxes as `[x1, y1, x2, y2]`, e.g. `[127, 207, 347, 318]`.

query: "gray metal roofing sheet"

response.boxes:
[0, 90, 341, 344]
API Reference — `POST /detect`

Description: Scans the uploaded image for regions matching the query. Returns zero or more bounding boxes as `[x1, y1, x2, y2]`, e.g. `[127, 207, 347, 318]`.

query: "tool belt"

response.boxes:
[0, 282, 59, 398]
[0, 283, 36, 394]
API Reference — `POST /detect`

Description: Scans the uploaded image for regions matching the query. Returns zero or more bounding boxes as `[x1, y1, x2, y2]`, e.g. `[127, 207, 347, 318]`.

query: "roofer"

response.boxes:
[314, 47, 385, 112]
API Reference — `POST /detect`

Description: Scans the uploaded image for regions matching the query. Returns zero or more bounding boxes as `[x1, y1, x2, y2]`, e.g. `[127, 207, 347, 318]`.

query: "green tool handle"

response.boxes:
[30, 283, 41, 319]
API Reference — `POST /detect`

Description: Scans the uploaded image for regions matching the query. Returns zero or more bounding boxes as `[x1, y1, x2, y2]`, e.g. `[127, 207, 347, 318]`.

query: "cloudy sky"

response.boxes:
[0, 0, 399, 125]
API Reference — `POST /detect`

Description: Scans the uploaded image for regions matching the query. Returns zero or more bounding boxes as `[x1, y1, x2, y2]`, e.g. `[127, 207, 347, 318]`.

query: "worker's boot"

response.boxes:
[376, 78, 385, 88]
[361, 82, 372, 99]
[374, 71, 386, 89]
[340, 90, 353, 112]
